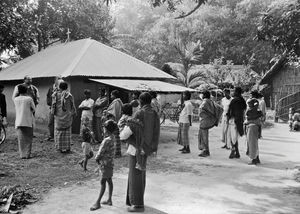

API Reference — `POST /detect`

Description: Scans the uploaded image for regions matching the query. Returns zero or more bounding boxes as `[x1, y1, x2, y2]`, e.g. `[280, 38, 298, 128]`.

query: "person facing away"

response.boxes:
[221, 88, 232, 149]
[79, 89, 94, 136]
[51, 81, 76, 153]
[244, 98, 263, 165]
[198, 90, 215, 157]
[121, 92, 160, 213]
[177, 91, 193, 154]
[0, 84, 8, 127]
[90, 120, 118, 211]
[130, 91, 140, 116]
[13, 84, 35, 159]
[12, 75, 40, 106]
[93, 89, 109, 143]
[149, 91, 161, 115]
[46, 76, 63, 141]
[79, 122, 94, 171]
[227, 87, 247, 159]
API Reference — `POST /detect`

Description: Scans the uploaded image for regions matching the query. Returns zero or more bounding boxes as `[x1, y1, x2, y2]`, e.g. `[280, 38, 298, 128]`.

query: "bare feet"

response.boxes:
[101, 200, 112, 206]
[90, 203, 101, 211]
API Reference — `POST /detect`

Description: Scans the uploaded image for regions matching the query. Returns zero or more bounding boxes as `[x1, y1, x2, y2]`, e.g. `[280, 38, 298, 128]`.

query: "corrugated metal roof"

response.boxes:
[0, 39, 174, 81]
[90, 79, 196, 93]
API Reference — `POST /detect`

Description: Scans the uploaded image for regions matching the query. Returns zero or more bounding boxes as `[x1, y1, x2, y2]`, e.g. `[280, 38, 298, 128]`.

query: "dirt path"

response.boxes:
[23, 123, 300, 214]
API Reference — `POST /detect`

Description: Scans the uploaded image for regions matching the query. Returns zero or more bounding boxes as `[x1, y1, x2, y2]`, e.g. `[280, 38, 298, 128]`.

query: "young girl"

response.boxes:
[90, 120, 118, 211]
[79, 127, 94, 171]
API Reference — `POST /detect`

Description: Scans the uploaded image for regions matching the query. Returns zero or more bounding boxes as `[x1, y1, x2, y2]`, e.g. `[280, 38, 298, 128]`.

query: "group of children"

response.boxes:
[77, 102, 146, 211]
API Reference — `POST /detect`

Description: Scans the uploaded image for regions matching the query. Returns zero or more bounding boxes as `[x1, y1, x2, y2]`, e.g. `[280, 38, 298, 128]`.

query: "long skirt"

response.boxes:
[94, 116, 103, 142]
[55, 127, 71, 152]
[48, 111, 55, 138]
[198, 128, 209, 151]
[246, 124, 259, 159]
[17, 127, 33, 158]
[126, 155, 147, 207]
[227, 119, 240, 146]
[177, 123, 190, 146]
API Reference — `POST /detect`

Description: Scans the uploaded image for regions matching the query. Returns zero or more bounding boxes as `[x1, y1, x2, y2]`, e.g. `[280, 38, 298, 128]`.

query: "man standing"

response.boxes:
[46, 76, 62, 141]
[12, 75, 40, 106]
[13, 85, 35, 159]
[106, 90, 123, 157]
[149, 91, 161, 115]
[221, 89, 232, 149]
[177, 91, 193, 154]
[227, 87, 247, 159]
[93, 89, 109, 142]
[121, 92, 160, 213]
[78, 90, 94, 135]
[130, 91, 140, 116]
[0, 85, 8, 127]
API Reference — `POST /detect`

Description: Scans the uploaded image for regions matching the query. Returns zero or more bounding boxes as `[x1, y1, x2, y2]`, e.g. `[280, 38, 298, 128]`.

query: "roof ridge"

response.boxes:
[61, 39, 93, 77]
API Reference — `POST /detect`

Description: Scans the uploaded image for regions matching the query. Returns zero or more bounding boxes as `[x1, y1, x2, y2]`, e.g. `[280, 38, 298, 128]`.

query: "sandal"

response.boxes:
[90, 203, 101, 211]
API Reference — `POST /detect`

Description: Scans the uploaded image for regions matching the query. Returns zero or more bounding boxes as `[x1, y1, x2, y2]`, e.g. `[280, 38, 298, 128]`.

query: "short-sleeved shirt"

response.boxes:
[179, 100, 193, 123]
[79, 98, 94, 120]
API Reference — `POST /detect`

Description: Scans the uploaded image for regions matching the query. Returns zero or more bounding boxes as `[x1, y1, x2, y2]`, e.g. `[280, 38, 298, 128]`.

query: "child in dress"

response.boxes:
[79, 127, 94, 171]
[90, 120, 118, 211]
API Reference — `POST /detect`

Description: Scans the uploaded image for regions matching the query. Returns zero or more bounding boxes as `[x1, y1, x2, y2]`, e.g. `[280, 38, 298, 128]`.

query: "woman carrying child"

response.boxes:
[244, 98, 263, 165]
[90, 120, 118, 211]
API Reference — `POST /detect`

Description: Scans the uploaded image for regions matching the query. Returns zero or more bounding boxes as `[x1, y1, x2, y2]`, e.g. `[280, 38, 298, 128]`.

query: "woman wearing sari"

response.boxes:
[51, 81, 76, 153]
[14, 84, 35, 159]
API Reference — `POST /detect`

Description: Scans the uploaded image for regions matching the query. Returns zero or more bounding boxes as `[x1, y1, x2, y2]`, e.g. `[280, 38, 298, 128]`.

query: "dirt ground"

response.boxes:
[1, 121, 300, 214]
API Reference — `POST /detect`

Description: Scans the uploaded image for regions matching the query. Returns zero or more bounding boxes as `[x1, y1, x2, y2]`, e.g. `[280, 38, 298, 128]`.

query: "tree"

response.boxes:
[257, 0, 300, 61]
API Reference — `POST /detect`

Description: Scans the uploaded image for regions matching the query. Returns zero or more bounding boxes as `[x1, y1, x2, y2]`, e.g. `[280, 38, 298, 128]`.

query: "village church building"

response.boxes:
[0, 38, 192, 133]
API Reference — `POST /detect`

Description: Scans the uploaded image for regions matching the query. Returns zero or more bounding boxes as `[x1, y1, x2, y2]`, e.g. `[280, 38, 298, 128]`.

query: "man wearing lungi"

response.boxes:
[220, 89, 232, 149]
[121, 92, 160, 213]
[227, 87, 247, 159]
[177, 91, 193, 153]
[13, 85, 35, 159]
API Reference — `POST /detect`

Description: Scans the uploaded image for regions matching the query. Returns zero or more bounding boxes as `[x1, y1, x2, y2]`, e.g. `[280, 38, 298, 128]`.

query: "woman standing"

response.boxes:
[93, 89, 108, 143]
[52, 81, 76, 153]
[13, 84, 35, 159]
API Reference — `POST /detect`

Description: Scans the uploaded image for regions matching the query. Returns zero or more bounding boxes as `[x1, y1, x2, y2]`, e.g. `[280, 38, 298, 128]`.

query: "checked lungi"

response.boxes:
[55, 126, 71, 152]
[177, 123, 190, 146]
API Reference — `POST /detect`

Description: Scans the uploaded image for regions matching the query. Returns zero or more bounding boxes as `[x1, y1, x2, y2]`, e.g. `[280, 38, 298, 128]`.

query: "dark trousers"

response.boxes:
[48, 111, 54, 138]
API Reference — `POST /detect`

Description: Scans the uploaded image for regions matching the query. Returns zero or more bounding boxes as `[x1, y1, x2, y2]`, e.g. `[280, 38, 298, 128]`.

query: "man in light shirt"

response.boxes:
[221, 89, 232, 149]
[79, 89, 94, 136]
[177, 91, 193, 154]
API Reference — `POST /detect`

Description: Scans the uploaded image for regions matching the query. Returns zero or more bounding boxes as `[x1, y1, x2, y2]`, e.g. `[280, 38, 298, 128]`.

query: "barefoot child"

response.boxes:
[90, 120, 117, 211]
[79, 127, 94, 171]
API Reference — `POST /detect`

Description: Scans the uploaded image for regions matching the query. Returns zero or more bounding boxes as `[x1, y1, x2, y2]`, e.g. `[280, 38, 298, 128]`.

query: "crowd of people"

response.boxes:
[0, 74, 297, 212]
[177, 87, 267, 165]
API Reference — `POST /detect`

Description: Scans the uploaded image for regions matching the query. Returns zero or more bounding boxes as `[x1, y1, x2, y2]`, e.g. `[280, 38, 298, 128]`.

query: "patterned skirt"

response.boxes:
[177, 123, 190, 146]
[55, 127, 71, 152]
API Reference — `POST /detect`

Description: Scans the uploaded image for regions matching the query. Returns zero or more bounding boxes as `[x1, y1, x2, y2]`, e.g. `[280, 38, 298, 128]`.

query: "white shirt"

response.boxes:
[178, 100, 193, 123]
[119, 125, 136, 156]
[14, 96, 35, 128]
[221, 97, 232, 117]
[79, 98, 94, 120]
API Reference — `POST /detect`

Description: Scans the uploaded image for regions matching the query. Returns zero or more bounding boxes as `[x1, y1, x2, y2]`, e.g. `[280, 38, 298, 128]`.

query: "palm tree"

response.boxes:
[162, 39, 206, 88]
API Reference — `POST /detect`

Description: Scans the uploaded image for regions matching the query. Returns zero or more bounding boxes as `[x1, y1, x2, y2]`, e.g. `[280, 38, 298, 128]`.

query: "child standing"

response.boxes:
[79, 127, 94, 171]
[90, 120, 117, 211]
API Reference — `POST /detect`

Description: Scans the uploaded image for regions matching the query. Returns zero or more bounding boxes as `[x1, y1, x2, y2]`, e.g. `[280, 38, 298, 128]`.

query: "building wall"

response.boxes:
[271, 65, 300, 107]
[2, 79, 51, 126]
